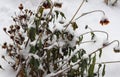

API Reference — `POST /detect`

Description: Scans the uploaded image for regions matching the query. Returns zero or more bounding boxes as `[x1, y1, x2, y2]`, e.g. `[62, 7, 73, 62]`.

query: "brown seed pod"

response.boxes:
[2, 42, 7, 49]
[10, 36, 14, 40]
[2, 45, 7, 49]
[42, 1, 51, 9]
[8, 30, 12, 34]
[16, 25, 20, 30]
[18, 4, 23, 10]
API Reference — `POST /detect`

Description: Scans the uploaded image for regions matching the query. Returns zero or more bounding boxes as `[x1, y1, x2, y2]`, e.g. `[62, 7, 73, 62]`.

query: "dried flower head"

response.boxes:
[10, 36, 14, 40]
[3, 27, 7, 32]
[42, 1, 51, 9]
[2, 42, 7, 49]
[54, 2, 62, 8]
[18, 4, 23, 10]
[100, 16, 110, 25]
[16, 25, 20, 30]
[113, 46, 120, 53]
[19, 15, 27, 20]
[8, 30, 12, 34]
[10, 25, 13, 29]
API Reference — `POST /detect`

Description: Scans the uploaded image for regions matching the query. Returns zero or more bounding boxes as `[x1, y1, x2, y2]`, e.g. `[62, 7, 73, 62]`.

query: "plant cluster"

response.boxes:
[1, 0, 120, 77]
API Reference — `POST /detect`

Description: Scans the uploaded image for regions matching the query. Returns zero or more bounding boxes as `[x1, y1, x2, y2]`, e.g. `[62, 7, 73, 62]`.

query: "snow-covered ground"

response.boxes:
[0, 0, 120, 77]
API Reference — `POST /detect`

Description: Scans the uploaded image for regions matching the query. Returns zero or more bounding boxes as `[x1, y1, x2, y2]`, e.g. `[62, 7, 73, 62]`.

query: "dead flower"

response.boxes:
[100, 16, 110, 25]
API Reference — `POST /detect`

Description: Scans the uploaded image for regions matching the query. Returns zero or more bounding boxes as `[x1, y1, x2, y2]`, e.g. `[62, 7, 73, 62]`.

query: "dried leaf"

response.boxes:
[60, 12, 66, 19]
[71, 22, 78, 30]
[102, 64, 106, 77]
[99, 48, 102, 58]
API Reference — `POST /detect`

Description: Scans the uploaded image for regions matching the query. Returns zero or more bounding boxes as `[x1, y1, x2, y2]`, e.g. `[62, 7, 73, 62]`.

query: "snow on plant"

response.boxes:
[1, 0, 120, 77]
[104, 0, 118, 6]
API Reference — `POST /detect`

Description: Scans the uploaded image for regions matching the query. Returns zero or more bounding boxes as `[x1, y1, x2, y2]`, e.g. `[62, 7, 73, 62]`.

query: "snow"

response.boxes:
[0, 0, 120, 77]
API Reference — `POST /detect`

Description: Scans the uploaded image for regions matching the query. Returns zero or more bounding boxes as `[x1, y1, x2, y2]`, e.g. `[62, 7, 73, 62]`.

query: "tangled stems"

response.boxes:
[56, 30, 109, 71]
[53, 40, 95, 65]
[64, 0, 85, 31]
[52, 59, 82, 77]
[75, 10, 106, 20]
[54, 40, 120, 76]
[89, 40, 120, 56]
[56, 40, 95, 71]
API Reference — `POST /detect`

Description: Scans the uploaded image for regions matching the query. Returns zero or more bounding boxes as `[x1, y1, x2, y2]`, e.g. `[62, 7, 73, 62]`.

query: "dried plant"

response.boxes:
[1, 0, 120, 77]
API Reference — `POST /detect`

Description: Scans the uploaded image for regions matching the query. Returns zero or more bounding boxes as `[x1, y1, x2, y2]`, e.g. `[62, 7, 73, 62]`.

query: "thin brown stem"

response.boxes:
[53, 40, 95, 65]
[36, 0, 54, 44]
[54, 59, 82, 77]
[64, 0, 85, 31]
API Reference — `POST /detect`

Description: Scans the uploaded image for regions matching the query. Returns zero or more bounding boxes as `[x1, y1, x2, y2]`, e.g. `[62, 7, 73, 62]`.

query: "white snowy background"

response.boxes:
[0, 0, 120, 77]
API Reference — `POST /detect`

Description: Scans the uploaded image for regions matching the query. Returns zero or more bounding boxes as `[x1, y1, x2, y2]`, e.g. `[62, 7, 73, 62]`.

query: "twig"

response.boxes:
[53, 59, 81, 77]
[80, 30, 109, 40]
[52, 40, 95, 65]
[35, 0, 54, 43]
[64, 0, 85, 31]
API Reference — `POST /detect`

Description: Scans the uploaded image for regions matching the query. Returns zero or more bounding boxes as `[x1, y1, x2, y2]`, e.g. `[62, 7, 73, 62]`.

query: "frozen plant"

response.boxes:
[1, 0, 120, 77]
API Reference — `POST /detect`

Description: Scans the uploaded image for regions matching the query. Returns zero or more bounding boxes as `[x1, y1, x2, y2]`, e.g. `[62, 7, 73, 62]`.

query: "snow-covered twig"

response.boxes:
[96, 60, 120, 64]
[64, 0, 85, 31]
[75, 10, 105, 20]
[89, 40, 120, 56]
[80, 30, 109, 40]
